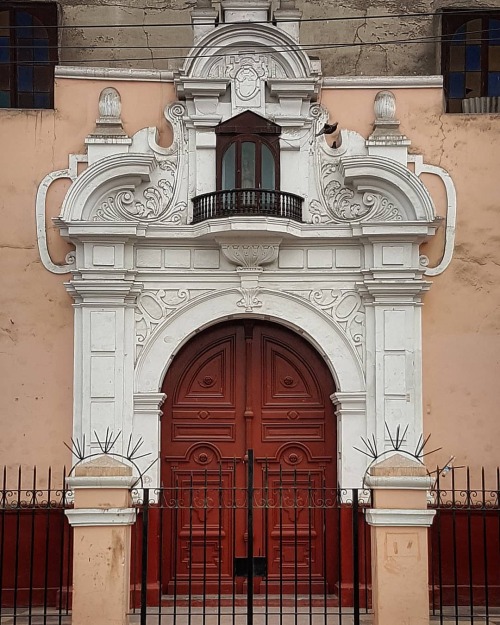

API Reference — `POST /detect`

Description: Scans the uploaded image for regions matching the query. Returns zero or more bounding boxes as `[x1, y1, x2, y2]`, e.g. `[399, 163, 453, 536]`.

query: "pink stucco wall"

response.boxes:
[323, 87, 500, 486]
[1, 78, 499, 485]
[0, 79, 176, 481]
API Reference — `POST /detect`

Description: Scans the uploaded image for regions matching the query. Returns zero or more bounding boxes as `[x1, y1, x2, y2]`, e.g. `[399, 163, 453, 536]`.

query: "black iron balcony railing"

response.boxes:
[192, 189, 304, 224]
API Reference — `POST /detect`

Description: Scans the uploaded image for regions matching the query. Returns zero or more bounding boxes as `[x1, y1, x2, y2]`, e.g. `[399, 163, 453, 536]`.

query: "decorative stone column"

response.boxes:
[65, 456, 137, 625]
[365, 453, 435, 625]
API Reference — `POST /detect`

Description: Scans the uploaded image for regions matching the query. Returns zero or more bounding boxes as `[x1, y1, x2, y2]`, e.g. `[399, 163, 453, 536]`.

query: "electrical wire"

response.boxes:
[6, 7, 498, 30]
[12, 25, 499, 51]
[13, 33, 493, 65]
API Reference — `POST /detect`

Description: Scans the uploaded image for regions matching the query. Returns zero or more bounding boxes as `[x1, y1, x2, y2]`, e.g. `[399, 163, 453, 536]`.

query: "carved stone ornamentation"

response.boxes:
[237, 284, 262, 312]
[135, 289, 214, 358]
[221, 243, 280, 268]
[286, 289, 365, 361]
[310, 162, 402, 224]
[93, 103, 187, 223]
[99, 87, 121, 119]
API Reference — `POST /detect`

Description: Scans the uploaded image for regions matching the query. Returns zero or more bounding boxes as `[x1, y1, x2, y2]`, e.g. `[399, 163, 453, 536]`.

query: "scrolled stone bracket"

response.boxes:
[35, 153, 87, 274]
[408, 154, 457, 277]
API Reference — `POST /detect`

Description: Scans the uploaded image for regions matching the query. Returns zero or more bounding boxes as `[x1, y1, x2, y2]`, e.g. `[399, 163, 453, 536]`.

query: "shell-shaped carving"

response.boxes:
[98, 87, 121, 119]
[374, 90, 396, 122]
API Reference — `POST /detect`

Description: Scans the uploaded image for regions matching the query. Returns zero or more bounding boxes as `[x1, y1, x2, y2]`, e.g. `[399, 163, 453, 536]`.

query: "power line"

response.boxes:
[11, 32, 494, 65]
[12, 25, 499, 51]
[7, 7, 498, 30]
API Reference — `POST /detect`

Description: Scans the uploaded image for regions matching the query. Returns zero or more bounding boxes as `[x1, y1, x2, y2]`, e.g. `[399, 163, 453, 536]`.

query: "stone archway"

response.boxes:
[133, 288, 366, 490]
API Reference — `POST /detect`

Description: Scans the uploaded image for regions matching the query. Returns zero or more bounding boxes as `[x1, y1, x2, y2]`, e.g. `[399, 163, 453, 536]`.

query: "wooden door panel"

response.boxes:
[260, 334, 324, 407]
[161, 320, 336, 594]
[173, 338, 236, 407]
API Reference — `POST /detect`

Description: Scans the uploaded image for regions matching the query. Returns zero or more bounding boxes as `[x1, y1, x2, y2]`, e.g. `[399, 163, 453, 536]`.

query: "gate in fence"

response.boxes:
[132, 449, 371, 625]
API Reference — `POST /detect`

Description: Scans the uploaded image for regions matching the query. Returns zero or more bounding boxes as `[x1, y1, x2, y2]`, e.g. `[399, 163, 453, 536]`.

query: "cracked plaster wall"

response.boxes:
[22, 0, 496, 75]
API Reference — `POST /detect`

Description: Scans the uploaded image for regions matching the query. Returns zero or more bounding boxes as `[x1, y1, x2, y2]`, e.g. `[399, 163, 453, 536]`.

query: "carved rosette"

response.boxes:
[93, 103, 187, 224]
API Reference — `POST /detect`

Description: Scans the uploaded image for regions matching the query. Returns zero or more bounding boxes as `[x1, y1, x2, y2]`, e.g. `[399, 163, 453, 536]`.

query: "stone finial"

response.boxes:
[86, 87, 132, 162]
[366, 90, 410, 164]
[279, 0, 296, 8]
[196, 0, 212, 7]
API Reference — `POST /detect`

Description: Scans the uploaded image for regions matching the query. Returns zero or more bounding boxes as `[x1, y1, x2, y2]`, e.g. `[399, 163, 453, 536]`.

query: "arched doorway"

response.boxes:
[160, 320, 337, 594]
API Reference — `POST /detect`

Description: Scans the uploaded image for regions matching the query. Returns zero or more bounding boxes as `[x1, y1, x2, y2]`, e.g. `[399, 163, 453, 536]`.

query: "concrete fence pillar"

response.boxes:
[65, 456, 137, 625]
[365, 453, 436, 625]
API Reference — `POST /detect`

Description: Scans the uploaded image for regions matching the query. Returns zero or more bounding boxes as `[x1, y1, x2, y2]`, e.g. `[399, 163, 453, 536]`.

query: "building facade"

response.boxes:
[1, 0, 500, 492]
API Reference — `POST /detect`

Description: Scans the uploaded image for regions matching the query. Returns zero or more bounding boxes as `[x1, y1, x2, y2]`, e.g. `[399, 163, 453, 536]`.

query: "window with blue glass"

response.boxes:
[443, 10, 500, 112]
[0, 4, 57, 109]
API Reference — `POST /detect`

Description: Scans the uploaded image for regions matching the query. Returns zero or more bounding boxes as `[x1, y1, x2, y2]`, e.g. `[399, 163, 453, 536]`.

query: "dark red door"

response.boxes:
[161, 321, 336, 593]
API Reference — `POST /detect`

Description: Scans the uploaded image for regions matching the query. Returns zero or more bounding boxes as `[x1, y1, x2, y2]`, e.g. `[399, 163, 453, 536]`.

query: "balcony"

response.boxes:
[192, 189, 304, 224]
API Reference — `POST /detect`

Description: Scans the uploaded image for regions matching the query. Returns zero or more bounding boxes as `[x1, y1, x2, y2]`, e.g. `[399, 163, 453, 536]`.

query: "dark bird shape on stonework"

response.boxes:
[315, 122, 338, 137]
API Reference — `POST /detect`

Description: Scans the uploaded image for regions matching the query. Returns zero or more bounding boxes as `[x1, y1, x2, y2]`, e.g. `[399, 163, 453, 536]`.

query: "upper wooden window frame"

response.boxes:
[215, 110, 281, 191]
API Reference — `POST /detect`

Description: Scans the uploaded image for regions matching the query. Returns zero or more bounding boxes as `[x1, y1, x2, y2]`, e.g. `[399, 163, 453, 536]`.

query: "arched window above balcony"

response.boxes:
[216, 110, 281, 191]
[192, 110, 303, 224]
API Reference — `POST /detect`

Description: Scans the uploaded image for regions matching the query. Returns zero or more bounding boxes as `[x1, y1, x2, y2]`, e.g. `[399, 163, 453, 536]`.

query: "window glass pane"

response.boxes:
[0, 37, 10, 62]
[449, 45, 465, 71]
[452, 24, 466, 44]
[34, 65, 52, 91]
[465, 72, 481, 97]
[488, 72, 500, 96]
[0, 11, 10, 38]
[448, 72, 465, 98]
[18, 40, 34, 62]
[34, 38, 49, 62]
[18, 92, 33, 107]
[261, 144, 275, 190]
[489, 45, 500, 71]
[465, 45, 481, 71]
[34, 92, 49, 108]
[0, 89, 10, 107]
[466, 18, 482, 44]
[0, 65, 9, 89]
[489, 19, 500, 44]
[15, 11, 34, 40]
[241, 142, 256, 188]
[222, 143, 236, 190]
[17, 65, 33, 91]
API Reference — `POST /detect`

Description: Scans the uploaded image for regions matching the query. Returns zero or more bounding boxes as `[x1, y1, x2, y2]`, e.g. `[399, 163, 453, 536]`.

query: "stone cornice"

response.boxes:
[65, 507, 137, 527]
[133, 392, 167, 413]
[65, 277, 143, 304]
[58, 218, 438, 243]
[67, 476, 137, 489]
[322, 76, 443, 89]
[365, 509, 436, 527]
[356, 278, 432, 303]
[365, 474, 435, 490]
[55, 66, 175, 82]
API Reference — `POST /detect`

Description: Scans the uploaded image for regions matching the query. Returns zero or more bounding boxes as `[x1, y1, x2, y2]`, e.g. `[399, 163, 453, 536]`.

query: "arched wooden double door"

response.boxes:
[161, 321, 337, 593]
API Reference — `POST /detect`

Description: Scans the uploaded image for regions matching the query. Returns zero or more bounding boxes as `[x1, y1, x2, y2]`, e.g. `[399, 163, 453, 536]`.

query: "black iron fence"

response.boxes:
[131, 450, 371, 625]
[192, 189, 304, 223]
[0, 467, 73, 625]
[429, 467, 500, 624]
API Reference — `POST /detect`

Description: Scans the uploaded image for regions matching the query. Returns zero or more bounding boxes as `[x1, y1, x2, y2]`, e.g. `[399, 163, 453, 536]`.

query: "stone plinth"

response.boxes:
[365, 453, 435, 625]
[66, 456, 137, 625]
